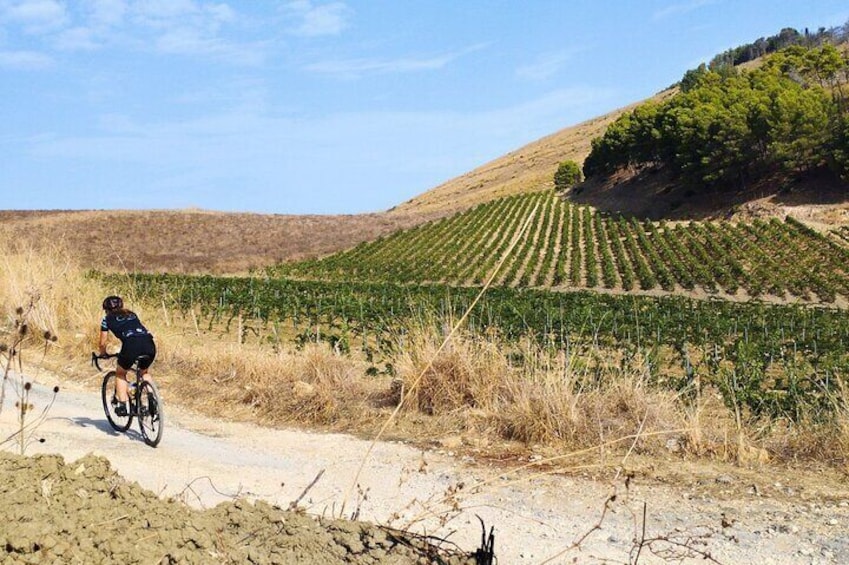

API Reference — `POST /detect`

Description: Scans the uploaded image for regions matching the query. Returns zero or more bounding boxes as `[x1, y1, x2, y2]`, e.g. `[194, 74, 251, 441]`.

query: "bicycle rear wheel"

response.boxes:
[101, 371, 132, 432]
[137, 380, 164, 447]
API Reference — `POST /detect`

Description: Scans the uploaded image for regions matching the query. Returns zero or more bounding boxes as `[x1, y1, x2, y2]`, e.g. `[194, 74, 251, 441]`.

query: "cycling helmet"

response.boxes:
[102, 295, 123, 311]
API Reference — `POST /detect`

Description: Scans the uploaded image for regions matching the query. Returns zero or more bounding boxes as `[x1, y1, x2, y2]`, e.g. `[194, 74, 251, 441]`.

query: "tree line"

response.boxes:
[583, 42, 849, 191]
[708, 23, 849, 69]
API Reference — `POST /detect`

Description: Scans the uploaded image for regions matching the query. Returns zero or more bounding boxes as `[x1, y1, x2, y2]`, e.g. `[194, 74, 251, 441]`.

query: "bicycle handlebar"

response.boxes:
[91, 352, 117, 372]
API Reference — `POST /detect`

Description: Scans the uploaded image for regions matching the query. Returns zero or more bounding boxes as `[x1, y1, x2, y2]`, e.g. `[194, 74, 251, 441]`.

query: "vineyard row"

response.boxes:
[273, 191, 849, 304]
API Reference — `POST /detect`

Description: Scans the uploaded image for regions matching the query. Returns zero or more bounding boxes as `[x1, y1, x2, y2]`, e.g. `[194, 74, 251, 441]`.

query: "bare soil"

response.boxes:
[0, 453, 481, 565]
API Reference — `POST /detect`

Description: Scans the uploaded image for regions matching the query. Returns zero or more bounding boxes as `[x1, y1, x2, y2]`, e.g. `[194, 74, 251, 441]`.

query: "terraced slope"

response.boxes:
[277, 191, 849, 305]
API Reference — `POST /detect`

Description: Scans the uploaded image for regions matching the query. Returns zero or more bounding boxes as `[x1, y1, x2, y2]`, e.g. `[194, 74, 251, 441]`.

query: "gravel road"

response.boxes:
[2, 375, 848, 564]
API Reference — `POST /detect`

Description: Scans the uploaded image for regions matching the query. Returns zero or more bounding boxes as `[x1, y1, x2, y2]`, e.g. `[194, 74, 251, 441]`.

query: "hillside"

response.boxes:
[387, 97, 667, 218]
[575, 42, 849, 223]
[0, 95, 657, 274]
[571, 166, 849, 225]
[0, 209, 428, 274]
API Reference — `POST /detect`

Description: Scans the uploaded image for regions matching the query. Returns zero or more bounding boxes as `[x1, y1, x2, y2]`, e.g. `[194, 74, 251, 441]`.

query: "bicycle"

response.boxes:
[92, 352, 165, 447]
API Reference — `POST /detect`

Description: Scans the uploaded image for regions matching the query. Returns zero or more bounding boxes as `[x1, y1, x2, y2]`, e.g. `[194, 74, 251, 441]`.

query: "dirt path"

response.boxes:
[3, 375, 849, 564]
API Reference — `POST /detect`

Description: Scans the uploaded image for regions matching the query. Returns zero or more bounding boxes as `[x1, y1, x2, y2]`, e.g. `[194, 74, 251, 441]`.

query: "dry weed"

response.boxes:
[753, 375, 849, 469]
[0, 236, 103, 341]
[393, 329, 687, 455]
[158, 341, 377, 427]
[393, 328, 509, 415]
[497, 347, 684, 453]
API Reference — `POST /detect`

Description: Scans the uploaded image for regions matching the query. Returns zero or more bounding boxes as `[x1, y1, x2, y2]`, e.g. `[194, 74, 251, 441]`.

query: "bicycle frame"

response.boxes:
[92, 352, 164, 447]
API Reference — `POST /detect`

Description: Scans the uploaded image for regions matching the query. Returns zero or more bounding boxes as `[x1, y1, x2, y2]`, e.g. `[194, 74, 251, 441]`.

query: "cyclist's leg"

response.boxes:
[115, 345, 136, 416]
[114, 365, 130, 401]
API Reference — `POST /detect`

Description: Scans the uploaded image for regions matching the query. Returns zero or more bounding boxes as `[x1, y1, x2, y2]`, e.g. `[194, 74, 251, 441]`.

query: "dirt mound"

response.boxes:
[0, 452, 480, 564]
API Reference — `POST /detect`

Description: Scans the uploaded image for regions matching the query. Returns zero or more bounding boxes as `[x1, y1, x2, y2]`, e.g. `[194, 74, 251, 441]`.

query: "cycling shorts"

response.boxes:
[118, 335, 156, 371]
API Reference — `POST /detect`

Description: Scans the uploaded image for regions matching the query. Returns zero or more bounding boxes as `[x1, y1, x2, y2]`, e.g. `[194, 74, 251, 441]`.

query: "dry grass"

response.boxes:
[0, 237, 104, 342]
[0, 209, 434, 275]
[158, 341, 380, 427]
[394, 329, 686, 453]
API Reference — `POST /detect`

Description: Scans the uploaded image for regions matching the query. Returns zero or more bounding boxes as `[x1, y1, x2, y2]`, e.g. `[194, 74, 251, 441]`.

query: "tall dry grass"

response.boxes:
[157, 341, 381, 427]
[393, 328, 689, 454]
[0, 236, 104, 347]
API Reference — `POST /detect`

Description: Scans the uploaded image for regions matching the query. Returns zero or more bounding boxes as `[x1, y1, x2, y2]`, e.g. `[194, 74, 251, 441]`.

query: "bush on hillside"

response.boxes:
[553, 160, 583, 191]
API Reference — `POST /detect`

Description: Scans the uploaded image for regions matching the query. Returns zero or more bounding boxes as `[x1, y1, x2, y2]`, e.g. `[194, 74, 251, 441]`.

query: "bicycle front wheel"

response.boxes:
[101, 371, 132, 432]
[137, 380, 165, 447]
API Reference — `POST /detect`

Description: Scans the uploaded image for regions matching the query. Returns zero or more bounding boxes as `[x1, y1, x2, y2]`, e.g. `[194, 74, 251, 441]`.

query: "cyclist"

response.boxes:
[98, 296, 156, 417]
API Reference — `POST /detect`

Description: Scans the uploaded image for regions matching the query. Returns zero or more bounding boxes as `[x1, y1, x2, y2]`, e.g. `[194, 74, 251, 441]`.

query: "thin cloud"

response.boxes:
[153, 27, 265, 66]
[131, 0, 234, 31]
[0, 49, 53, 69]
[282, 0, 351, 37]
[0, 0, 68, 33]
[516, 49, 582, 81]
[85, 0, 128, 28]
[54, 26, 100, 50]
[652, 0, 717, 21]
[306, 53, 455, 75]
[306, 43, 487, 77]
[0, 0, 261, 64]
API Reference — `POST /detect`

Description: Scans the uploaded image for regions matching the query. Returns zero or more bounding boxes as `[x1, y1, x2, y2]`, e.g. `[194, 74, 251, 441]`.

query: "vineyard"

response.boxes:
[95, 191, 849, 427]
[104, 273, 849, 422]
[272, 191, 849, 305]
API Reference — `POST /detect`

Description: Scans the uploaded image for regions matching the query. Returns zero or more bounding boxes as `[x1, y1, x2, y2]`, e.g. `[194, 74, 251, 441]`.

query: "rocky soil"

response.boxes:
[0, 452, 479, 564]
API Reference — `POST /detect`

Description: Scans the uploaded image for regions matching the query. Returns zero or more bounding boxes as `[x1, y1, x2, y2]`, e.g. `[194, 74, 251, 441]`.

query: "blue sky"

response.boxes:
[2, 1, 847, 214]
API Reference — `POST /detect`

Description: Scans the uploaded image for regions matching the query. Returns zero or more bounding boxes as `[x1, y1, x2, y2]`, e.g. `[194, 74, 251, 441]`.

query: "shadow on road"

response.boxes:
[72, 416, 143, 442]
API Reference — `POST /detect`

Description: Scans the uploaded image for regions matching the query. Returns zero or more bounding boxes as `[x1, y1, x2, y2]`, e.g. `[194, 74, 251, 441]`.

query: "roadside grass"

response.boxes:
[2, 235, 848, 473]
[0, 238, 100, 339]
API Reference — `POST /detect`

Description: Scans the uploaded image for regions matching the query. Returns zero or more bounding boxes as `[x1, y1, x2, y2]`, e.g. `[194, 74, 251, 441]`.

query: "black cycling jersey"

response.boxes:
[101, 311, 152, 342]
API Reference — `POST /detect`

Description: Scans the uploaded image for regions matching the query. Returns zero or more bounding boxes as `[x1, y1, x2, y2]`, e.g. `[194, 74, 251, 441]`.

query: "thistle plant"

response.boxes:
[1, 300, 60, 454]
